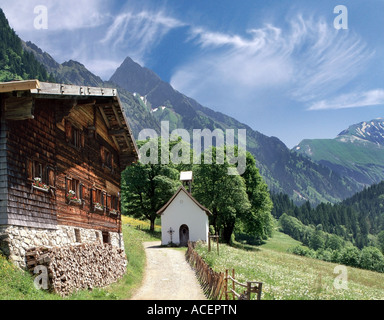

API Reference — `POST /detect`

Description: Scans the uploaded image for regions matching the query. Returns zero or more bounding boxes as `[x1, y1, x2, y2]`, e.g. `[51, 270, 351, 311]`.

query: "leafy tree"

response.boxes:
[339, 246, 360, 268]
[359, 247, 384, 272]
[377, 231, 384, 254]
[309, 228, 325, 251]
[121, 139, 180, 231]
[327, 234, 343, 251]
[240, 152, 274, 240]
[279, 213, 303, 241]
[193, 147, 251, 243]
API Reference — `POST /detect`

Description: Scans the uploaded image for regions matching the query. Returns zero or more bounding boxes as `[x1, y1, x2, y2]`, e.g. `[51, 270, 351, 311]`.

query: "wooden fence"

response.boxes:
[186, 241, 225, 300]
[186, 242, 263, 300]
[224, 269, 263, 300]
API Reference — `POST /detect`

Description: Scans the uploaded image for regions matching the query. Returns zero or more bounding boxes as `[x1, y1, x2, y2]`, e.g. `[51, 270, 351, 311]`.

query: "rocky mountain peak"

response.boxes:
[337, 118, 384, 145]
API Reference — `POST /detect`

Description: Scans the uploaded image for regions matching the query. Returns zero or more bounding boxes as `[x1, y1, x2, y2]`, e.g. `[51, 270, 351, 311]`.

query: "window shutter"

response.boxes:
[101, 192, 105, 208]
[48, 167, 55, 187]
[81, 132, 85, 148]
[26, 159, 33, 180]
[107, 194, 111, 209]
[100, 147, 105, 163]
[79, 183, 83, 201]
[114, 196, 118, 210]
[91, 189, 96, 205]
[43, 165, 48, 185]
[65, 120, 72, 142]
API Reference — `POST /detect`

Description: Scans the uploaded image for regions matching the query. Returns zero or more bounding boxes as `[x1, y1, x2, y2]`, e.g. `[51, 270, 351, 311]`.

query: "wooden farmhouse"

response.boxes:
[0, 80, 138, 269]
[157, 185, 211, 246]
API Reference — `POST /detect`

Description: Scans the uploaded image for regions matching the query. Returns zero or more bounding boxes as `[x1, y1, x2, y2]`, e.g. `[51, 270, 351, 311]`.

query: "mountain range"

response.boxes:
[0, 8, 378, 205]
[294, 119, 384, 188]
[108, 56, 362, 205]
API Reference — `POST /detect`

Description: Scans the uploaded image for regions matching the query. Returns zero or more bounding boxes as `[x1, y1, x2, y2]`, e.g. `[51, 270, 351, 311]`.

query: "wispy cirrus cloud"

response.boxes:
[289, 17, 373, 103]
[100, 10, 186, 65]
[309, 89, 384, 110]
[170, 14, 374, 113]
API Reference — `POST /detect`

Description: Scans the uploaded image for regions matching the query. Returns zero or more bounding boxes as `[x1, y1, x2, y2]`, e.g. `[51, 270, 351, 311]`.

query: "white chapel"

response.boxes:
[157, 172, 211, 246]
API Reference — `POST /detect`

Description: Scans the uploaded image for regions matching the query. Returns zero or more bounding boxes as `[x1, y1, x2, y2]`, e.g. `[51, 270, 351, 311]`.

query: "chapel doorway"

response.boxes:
[179, 224, 189, 247]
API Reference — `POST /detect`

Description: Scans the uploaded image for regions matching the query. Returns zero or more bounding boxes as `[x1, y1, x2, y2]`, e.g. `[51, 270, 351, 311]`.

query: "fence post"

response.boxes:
[225, 269, 228, 301]
[247, 282, 251, 300]
[232, 269, 236, 301]
[216, 234, 219, 256]
[208, 233, 211, 252]
[257, 283, 263, 301]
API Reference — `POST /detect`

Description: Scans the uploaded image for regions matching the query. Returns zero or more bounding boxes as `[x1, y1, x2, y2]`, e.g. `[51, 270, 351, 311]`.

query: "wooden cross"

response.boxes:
[168, 227, 175, 244]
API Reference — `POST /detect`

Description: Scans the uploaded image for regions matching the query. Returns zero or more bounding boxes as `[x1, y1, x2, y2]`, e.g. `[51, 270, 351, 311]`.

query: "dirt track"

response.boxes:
[130, 241, 206, 300]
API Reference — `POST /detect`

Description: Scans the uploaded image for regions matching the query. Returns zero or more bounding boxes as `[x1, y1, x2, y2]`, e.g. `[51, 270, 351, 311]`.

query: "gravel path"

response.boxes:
[130, 241, 207, 300]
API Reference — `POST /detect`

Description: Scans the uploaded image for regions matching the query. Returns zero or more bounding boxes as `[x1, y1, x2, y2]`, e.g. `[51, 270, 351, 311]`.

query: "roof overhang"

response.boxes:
[0, 80, 139, 168]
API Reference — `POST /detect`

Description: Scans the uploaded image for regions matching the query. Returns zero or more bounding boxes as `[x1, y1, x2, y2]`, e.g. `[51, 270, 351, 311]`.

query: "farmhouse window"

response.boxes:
[65, 177, 83, 206]
[101, 146, 113, 169]
[105, 194, 120, 216]
[27, 159, 55, 191]
[91, 188, 105, 213]
[102, 231, 110, 244]
[65, 120, 84, 149]
[75, 229, 82, 243]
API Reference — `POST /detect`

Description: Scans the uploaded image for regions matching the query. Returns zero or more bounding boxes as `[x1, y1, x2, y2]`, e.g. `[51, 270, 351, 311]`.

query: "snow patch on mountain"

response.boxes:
[337, 118, 384, 146]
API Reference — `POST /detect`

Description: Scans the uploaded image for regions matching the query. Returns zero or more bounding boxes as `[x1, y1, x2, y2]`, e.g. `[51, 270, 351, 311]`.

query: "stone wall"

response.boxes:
[0, 224, 125, 269]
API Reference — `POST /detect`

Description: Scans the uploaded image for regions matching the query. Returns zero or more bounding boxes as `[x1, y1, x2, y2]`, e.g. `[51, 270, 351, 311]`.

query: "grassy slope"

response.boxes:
[299, 139, 384, 166]
[196, 230, 384, 300]
[297, 139, 384, 185]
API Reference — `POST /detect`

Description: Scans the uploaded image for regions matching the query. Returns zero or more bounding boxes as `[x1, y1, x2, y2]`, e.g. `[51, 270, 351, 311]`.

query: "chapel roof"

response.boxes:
[157, 185, 212, 216]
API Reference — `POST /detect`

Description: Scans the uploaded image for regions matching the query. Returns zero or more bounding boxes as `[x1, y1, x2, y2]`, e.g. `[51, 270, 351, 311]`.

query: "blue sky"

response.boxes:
[1, 0, 383, 148]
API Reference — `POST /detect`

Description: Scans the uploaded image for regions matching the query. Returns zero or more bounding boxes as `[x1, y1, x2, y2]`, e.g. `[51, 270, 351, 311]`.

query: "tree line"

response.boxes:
[270, 185, 384, 249]
[273, 181, 384, 273]
[280, 213, 384, 273]
[0, 8, 54, 82]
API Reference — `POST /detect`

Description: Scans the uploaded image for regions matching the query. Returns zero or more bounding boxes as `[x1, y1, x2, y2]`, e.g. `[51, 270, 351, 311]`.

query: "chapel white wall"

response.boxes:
[161, 191, 209, 246]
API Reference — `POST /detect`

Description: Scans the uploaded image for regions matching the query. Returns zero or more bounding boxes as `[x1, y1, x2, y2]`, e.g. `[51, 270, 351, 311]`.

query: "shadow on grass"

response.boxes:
[232, 241, 262, 252]
[134, 227, 161, 240]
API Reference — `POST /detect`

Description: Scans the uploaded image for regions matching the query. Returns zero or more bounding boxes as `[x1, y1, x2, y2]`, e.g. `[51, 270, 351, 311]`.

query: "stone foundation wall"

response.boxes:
[26, 243, 127, 296]
[0, 225, 125, 269]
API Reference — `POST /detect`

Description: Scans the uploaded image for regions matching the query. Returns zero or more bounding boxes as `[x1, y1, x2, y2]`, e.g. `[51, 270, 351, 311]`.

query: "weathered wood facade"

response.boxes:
[0, 80, 138, 266]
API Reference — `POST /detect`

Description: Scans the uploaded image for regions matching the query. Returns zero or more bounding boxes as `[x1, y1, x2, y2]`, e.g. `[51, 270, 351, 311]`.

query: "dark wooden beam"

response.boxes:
[108, 129, 126, 136]
[4, 96, 34, 120]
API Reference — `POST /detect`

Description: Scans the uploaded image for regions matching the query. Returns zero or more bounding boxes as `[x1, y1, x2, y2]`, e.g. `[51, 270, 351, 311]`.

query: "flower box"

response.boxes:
[109, 209, 119, 216]
[66, 190, 82, 206]
[68, 199, 82, 206]
[33, 185, 50, 193]
[32, 178, 50, 193]
[94, 203, 104, 212]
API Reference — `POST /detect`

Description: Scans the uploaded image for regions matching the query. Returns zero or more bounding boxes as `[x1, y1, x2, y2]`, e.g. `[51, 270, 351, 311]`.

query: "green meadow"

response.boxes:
[195, 230, 384, 300]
